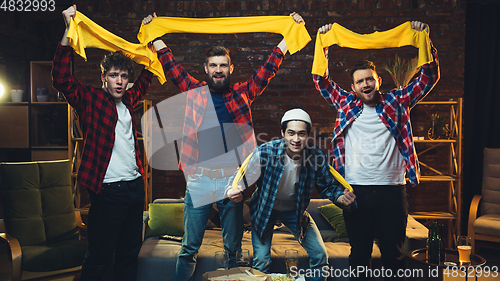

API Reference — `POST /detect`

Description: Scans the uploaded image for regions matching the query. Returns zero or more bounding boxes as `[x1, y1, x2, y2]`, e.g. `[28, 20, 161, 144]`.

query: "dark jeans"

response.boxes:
[343, 185, 408, 280]
[80, 177, 144, 281]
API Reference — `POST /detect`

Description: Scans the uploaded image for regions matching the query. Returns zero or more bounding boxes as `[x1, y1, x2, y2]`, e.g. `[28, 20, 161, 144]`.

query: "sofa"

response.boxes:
[137, 198, 428, 281]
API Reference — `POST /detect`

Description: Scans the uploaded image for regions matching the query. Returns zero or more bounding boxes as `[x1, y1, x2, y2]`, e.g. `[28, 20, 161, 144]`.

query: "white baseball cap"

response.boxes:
[281, 108, 312, 127]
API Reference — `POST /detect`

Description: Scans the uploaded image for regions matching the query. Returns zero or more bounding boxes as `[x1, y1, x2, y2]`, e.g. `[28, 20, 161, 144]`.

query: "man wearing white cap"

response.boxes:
[227, 108, 356, 281]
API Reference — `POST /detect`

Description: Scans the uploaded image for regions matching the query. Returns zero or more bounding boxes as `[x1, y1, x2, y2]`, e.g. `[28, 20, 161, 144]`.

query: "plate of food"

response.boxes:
[268, 274, 305, 281]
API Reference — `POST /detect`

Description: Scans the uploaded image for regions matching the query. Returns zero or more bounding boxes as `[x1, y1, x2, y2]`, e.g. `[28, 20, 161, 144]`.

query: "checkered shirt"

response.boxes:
[52, 43, 152, 193]
[312, 45, 440, 186]
[157, 46, 284, 176]
[239, 139, 343, 241]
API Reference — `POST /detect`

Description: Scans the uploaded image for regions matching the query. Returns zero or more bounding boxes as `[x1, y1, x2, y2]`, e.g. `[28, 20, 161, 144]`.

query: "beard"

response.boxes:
[357, 88, 380, 106]
[207, 75, 230, 92]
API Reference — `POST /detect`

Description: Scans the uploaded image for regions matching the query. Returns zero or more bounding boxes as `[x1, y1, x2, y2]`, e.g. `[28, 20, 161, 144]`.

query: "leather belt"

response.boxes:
[195, 166, 239, 178]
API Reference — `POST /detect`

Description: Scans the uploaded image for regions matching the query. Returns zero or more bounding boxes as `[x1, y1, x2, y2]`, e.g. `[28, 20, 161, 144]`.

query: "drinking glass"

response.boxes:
[457, 236, 472, 264]
[236, 249, 251, 267]
[215, 250, 229, 271]
[285, 249, 299, 279]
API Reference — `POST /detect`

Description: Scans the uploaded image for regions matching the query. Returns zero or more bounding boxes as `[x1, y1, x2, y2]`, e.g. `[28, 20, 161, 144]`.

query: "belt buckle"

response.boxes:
[212, 168, 225, 178]
[200, 167, 220, 178]
[200, 167, 235, 178]
[213, 169, 223, 178]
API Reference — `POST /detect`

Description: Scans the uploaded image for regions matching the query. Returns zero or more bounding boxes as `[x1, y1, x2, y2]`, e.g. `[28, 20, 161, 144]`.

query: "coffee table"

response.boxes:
[407, 248, 486, 281]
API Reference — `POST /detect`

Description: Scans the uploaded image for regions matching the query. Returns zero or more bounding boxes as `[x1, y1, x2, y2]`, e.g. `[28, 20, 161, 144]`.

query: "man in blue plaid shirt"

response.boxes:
[227, 108, 356, 281]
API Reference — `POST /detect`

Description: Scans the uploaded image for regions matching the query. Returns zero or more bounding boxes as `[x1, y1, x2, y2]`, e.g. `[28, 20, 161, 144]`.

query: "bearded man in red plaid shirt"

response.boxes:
[52, 5, 153, 281]
[143, 12, 305, 281]
[313, 22, 440, 280]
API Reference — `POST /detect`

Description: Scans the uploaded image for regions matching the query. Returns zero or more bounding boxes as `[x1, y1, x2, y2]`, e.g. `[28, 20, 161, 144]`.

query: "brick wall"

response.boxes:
[70, 0, 466, 212]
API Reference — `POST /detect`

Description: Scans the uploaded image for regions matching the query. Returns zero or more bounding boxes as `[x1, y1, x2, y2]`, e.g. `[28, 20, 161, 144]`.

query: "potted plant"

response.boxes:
[10, 64, 27, 102]
[382, 54, 420, 89]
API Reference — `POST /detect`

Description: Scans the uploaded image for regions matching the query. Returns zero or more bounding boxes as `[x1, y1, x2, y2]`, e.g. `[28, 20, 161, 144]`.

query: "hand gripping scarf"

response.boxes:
[137, 16, 311, 55]
[67, 11, 167, 84]
[311, 21, 433, 75]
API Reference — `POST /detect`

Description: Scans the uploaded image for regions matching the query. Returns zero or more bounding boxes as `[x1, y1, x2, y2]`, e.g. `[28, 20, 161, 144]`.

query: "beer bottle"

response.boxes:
[438, 223, 446, 262]
[427, 221, 441, 264]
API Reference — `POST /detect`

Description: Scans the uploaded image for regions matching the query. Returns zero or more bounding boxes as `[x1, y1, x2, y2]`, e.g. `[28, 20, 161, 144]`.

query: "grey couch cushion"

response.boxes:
[481, 148, 500, 216]
[474, 214, 500, 236]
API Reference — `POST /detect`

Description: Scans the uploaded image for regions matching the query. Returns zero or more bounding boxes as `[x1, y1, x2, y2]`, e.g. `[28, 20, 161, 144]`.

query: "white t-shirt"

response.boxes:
[273, 153, 301, 211]
[103, 101, 141, 183]
[344, 104, 406, 185]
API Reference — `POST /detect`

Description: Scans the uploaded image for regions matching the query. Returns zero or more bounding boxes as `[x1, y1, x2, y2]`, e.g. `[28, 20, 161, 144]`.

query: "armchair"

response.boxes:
[0, 160, 87, 281]
[468, 148, 500, 252]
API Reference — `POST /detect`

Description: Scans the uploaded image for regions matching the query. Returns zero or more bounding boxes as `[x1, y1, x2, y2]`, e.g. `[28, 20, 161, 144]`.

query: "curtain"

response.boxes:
[463, 1, 500, 232]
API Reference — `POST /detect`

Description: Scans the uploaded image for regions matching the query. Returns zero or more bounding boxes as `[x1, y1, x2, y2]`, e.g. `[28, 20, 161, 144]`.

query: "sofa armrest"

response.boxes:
[407, 215, 428, 236]
[468, 195, 482, 237]
[142, 211, 149, 241]
[0, 219, 5, 233]
[0, 219, 22, 281]
[153, 198, 184, 204]
[75, 210, 86, 230]
[403, 215, 428, 254]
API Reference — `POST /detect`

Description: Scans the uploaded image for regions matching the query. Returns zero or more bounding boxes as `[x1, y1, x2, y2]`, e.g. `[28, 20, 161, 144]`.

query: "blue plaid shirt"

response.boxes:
[230, 139, 343, 240]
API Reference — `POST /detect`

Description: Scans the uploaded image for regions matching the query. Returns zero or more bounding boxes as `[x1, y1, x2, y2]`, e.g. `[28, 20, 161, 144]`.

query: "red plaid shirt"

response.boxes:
[157, 47, 284, 176]
[313, 45, 440, 186]
[52, 43, 153, 193]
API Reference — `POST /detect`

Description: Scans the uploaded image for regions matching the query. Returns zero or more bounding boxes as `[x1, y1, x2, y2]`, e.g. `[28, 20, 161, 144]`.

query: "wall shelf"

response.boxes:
[0, 104, 29, 149]
[30, 61, 59, 103]
[409, 98, 463, 248]
[1, 102, 29, 105]
[0, 62, 68, 162]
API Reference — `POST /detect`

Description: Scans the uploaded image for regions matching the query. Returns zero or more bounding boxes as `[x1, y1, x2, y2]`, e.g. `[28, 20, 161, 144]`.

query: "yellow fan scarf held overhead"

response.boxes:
[67, 11, 167, 84]
[231, 152, 353, 192]
[67, 12, 311, 84]
[311, 21, 433, 76]
[137, 16, 311, 55]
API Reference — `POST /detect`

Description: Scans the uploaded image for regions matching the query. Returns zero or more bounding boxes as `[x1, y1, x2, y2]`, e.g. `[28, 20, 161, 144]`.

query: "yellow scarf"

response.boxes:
[231, 152, 353, 192]
[137, 16, 311, 55]
[67, 11, 167, 84]
[312, 21, 433, 75]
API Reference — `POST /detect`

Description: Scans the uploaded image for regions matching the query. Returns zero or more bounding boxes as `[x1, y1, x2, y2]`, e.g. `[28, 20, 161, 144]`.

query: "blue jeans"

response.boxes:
[80, 177, 144, 281]
[174, 175, 244, 281]
[252, 209, 328, 281]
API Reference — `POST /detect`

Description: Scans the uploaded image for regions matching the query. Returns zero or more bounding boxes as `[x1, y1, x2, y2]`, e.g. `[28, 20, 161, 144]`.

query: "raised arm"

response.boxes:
[142, 13, 167, 52]
[53, 6, 90, 112]
[400, 21, 440, 107]
[235, 13, 305, 103]
[312, 23, 351, 111]
[276, 12, 305, 54]
[60, 4, 77, 46]
[142, 13, 202, 92]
